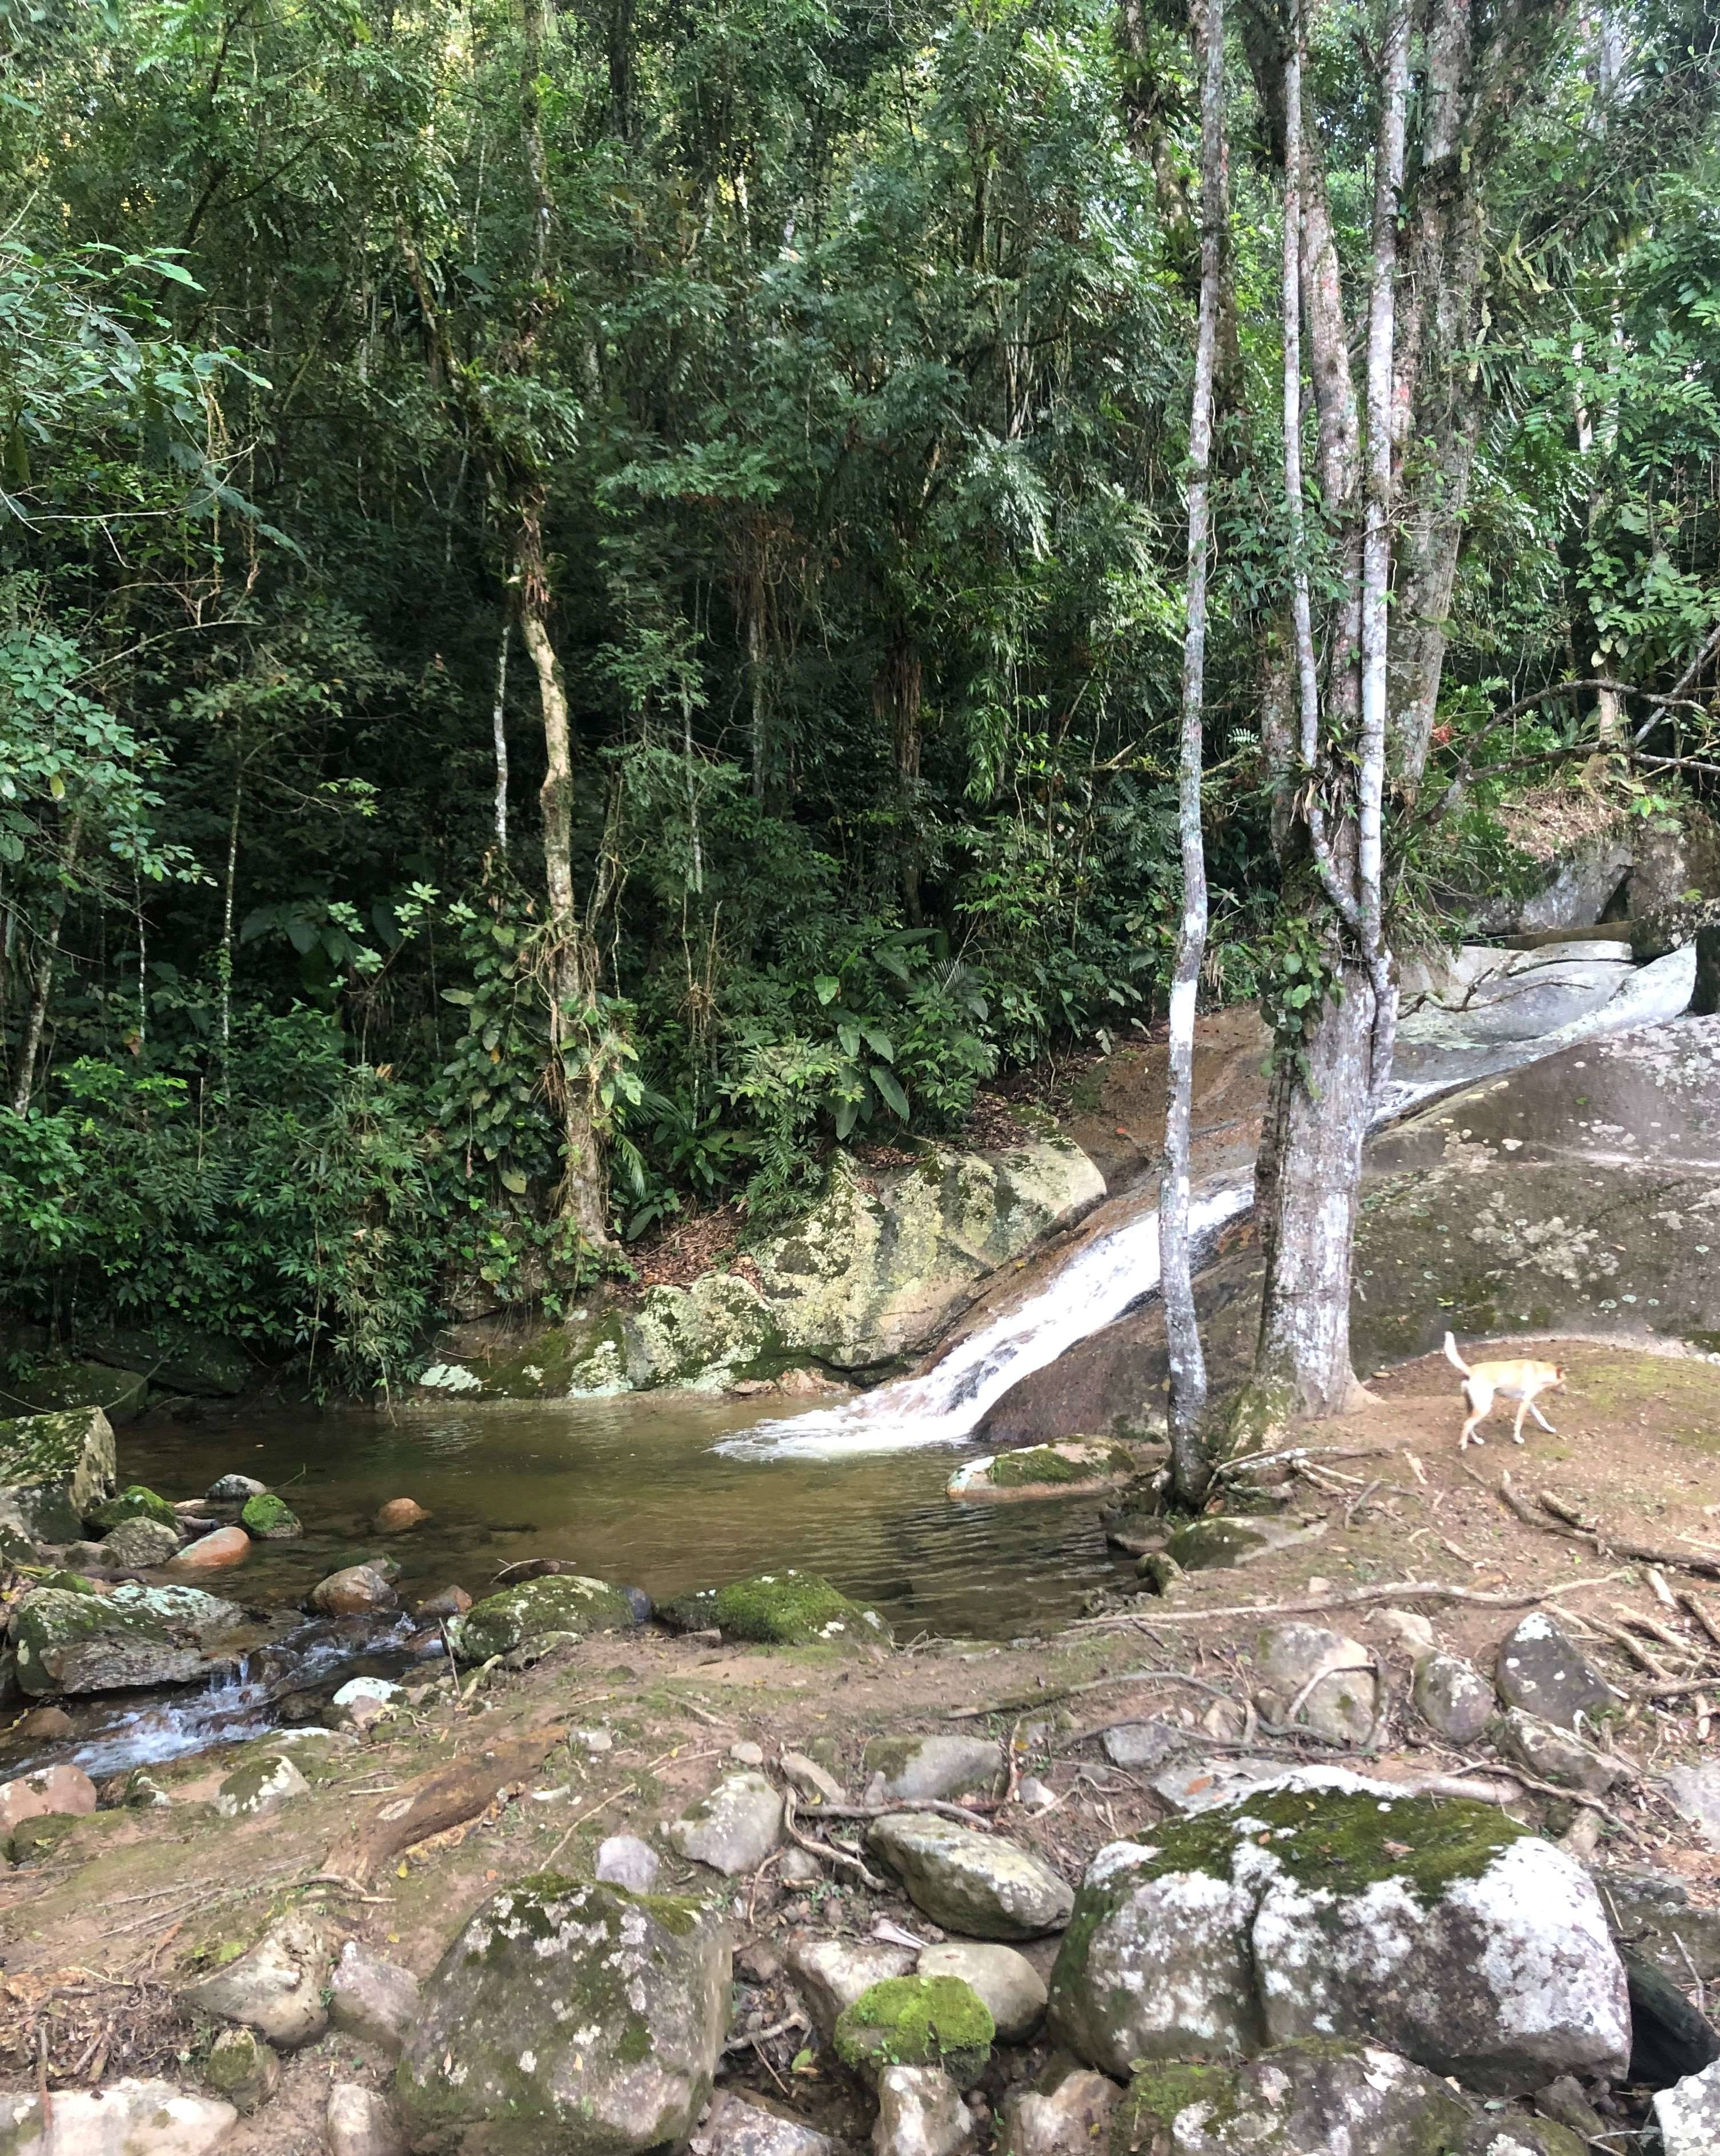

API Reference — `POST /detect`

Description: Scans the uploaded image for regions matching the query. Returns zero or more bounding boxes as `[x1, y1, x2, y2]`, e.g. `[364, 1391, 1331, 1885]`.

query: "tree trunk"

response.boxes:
[1249, 961, 1375, 1421]
[876, 631, 924, 925]
[13, 815, 83, 1117]
[1159, 0, 1224, 1508]
[518, 509, 611, 1251]
[491, 613, 511, 857]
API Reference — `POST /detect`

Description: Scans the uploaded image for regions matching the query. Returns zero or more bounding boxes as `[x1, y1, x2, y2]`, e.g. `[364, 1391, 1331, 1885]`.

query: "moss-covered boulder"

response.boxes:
[396, 1874, 729, 2156]
[6, 1809, 80, 1865]
[84, 1323, 250, 1398]
[947, 1440, 1142, 1501]
[0, 1407, 115, 1544]
[833, 1976, 993, 2089]
[204, 2027, 280, 2112]
[86, 1483, 178, 1533]
[659, 1570, 892, 1649]
[446, 1574, 640, 1663]
[1046, 1770, 1629, 2094]
[1110, 2042, 1479, 2156]
[10, 1580, 241, 1696]
[239, 1492, 302, 1540]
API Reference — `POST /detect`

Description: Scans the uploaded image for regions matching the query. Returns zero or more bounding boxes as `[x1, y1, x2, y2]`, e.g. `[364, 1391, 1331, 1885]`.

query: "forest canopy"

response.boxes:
[2, 0, 1717, 1392]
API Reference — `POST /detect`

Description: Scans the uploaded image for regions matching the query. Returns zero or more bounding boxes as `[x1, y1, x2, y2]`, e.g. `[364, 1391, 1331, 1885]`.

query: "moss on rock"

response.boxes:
[661, 1569, 892, 1648]
[86, 1483, 177, 1533]
[239, 1492, 302, 1540]
[833, 1976, 994, 2089]
[446, 1573, 639, 1662]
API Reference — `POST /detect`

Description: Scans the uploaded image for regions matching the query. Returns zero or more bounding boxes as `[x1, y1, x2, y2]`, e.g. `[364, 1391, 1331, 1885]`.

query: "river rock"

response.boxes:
[1663, 1760, 1720, 1846]
[661, 1571, 892, 1648]
[102, 1515, 183, 1569]
[88, 1483, 178, 1533]
[329, 1941, 420, 2055]
[1252, 1625, 1377, 1743]
[1112, 2041, 1476, 2156]
[1499, 1707, 1627, 1794]
[0, 1407, 116, 1545]
[327, 2086, 404, 2156]
[997, 2068, 1120, 2156]
[203, 2028, 279, 2113]
[945, 1442, 1141, 1501]
[868, 1813, 1074, 1940]
[863, 1735, 1000, 1803]
[1595, 1866, 1720, 1983]
[446, 1573, 638, 1660]
[689, 2093, 832, 2156]
[916, 1944, 1045, 2042]
[0, 2081, 238, 2156]
[1045, 1772, 1629, 2093]
[14, 1703, 74, 1740]
[668, 1770, 784, 1875]
[1626, 1938, 1720, 2086]
[173, 1526, 251, 1570]
[309, 1564, 399, 1617]
[1165, 1516, 1325, 1573]
[1101, 1721, 1182, 1770]
[595, 1833, 661, 1893]
[1379, 1608, 1437, 1655]
[1656, 2059, 1720, 2155]
[239, 1492, 301, 1540]
[10, 1583, 233, 1696]
[1495, 1615, 1617, 1731]
[786, 1936, 918, 2037]
[1412, 1651, 1497, 1744]
[207, 1475, 267, 1501]
[0, 1760, 97, 1831]
[214, 1751, 310, 1818]
[872, 2067, 972, 2156]
[178, 1912, 336, 2049]
[835, 1976, 993, 2089]
[397, 1875, 729, 2156]
[415, 1585, 472, 1620]
[375, 1497, 430, 1532]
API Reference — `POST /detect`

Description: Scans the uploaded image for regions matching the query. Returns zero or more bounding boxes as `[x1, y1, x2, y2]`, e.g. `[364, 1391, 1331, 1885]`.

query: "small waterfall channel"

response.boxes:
[721, 942, 1698, 1463]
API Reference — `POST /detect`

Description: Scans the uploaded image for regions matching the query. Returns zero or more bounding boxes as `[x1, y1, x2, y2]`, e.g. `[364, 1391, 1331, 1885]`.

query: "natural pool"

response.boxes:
[123, 1390, 1137, 1641]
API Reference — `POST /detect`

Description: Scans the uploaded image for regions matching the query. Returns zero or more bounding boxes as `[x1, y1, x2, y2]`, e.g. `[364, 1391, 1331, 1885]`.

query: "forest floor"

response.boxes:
[3, 1332, 1719, 2150]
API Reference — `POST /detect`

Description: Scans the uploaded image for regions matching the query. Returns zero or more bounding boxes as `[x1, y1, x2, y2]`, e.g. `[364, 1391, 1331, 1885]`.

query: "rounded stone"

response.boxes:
[308, 1564, 399, 1617]
[867, 1813, 1074, 1941]
[916, 1944, 1047, 2043]
[375, 1497, 430, 1533]
[101, 1515, 182, 1569]
[834, 1976, 994, 2089]
[171, 1526, 251, 1571]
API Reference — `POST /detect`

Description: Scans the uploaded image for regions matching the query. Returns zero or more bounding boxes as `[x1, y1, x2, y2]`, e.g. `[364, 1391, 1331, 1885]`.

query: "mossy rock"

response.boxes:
[833, 1976, 994, 2089]
[86, 1483, 178, 1533]
[659, 1570, 892, 1648]
[12, 1580, 234, 1695]
[1110, 2041, 1480, 2156]
[6, 1810, 78, 1865]
[1164, 1517, 1273, 1571]
[83, 1323, 250, 1398]
[446, 1573, 640, 1662]
[11, 1359, 148, 1424]
[0, 1407, 117, 1544]
[240, 1492, 302, 1540]
[948, 1440, 1141, 1500]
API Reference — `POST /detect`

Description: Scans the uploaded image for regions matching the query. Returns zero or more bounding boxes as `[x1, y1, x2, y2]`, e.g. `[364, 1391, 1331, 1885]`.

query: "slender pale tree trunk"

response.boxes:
[491, 613, 511, 856]
[1159, 0, 1225, 1507]
[13, 814, 83, 1116]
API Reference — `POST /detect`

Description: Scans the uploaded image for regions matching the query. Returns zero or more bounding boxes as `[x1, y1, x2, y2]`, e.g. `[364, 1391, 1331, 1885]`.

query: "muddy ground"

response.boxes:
[4, 1334, 1720, 2150]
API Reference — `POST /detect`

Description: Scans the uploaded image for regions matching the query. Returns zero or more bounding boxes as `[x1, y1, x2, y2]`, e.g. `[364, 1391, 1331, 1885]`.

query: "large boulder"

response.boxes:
[0, 1407, 115, 1544]
[83, 1324, 250, 1398]
[10, 1580, 241, 1696]
[10, 1358, 149, 1424]
[1656, 2059, 1720, 2156]
[396, 1874, 729, 2156]
[1045, 1772, 1629, 2094]
[446, 1574, 638, 1661]
[868, 1813, 1074, 1940]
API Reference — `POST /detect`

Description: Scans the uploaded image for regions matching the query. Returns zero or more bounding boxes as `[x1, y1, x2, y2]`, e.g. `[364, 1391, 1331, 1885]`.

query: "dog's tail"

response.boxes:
[1442, 1330, 1470, 1376]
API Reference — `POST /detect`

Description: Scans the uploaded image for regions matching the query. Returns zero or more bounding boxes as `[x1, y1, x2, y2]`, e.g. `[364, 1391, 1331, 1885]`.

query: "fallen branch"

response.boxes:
[1217, 1444, 1394, 1480]
[1682, 1591, 1720, 1652]
[1068, 1572, 1631, 1631]
[324, 1720, 567, 1884]
[948, 1666, 1233, 1724]
[800, 1798, 996, 1827]
[1494, 1471, 1720, 1580]
[781, 1789, 886, 1890]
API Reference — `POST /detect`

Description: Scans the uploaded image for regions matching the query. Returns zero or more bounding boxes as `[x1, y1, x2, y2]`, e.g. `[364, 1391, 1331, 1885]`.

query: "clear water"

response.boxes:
[120, 1391, 1138, 1643]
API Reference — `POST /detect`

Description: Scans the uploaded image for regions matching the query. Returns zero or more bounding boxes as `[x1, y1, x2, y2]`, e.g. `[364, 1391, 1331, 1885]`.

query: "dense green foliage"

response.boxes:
[1, 0, 1717, 1388]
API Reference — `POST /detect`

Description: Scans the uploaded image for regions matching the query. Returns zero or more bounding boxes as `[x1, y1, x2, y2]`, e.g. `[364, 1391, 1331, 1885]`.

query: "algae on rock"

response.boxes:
[833, 1975, 995, 2089]
[446, 1575, 640, 1661]
[659, 1571, 892, 1648]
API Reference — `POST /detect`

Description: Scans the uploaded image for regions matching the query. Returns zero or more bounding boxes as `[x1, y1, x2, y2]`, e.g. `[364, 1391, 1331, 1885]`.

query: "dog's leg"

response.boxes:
[1511, 1398, 1530, 1444]
[1529, 1402, 1558, 1434]
[1460, 1380, 1490, 1450]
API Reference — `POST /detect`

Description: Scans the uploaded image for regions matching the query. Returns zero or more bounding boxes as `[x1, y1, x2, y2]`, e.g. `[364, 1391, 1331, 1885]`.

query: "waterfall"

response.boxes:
[719, 943, 1697, 1463]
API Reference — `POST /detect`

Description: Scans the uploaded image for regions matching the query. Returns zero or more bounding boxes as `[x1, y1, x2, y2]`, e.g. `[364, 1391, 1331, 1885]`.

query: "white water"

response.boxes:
[720, 944, 1698, 1464]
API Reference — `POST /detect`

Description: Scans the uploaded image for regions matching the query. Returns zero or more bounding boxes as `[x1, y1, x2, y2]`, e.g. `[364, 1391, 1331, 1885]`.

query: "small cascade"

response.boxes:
[723, 942, 1698, 1463]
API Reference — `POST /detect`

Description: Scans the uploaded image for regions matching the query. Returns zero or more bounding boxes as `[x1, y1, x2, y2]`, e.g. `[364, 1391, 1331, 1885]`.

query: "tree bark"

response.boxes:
[491, 613, 511, 857]
[12, 815, 83, 1117]
[876, 630, 924, 925]
[1159, 0, 1224, 1507]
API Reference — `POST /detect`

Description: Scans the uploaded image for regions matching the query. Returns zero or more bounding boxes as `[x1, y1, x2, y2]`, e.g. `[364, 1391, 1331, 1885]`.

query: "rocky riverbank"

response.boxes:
[9, 1331, 1720, 2155]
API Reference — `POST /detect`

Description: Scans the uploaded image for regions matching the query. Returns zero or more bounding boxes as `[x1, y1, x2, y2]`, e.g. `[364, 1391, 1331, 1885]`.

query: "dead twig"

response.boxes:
[781, 1789, 885, 1890]
[1682, 1591, 1720, 1652]
[1069, 1572, 1632, 1632]
[1494, 1471, 1720, 1580]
